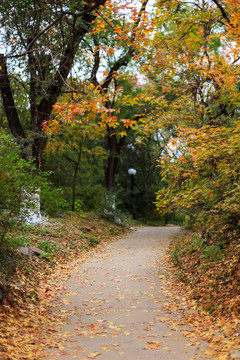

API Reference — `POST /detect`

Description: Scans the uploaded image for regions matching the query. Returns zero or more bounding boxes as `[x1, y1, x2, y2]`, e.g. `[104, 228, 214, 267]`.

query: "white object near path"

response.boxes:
[19, 189, 47, 225]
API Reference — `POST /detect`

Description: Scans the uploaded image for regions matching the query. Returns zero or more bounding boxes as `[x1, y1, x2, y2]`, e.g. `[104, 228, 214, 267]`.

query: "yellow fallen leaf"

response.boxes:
[109, 325, 121, 330]
[101, 345, 110, 350]
[88, 352, 101, 359]
[205, 350, 216, 356]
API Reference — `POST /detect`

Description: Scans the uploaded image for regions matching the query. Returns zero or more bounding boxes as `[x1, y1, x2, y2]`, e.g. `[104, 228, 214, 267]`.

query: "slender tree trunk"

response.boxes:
[32, 132, 48, 170]
[105, 155, 118, 190]
[104, 125, 126, 190]
[71, 146, 82, 211]
[72, 167, 78, 212]
[105, 130, 119, 190]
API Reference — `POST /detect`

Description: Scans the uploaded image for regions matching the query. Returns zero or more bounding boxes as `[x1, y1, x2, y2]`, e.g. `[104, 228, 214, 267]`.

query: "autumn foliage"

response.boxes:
[152, 0, 240, 326]
[156, 123, 240, 239]
[1, 0, 240, 358]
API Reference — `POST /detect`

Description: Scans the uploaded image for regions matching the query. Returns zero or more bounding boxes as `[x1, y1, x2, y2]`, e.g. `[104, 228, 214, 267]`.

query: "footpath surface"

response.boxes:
[42, 226, 213, 360]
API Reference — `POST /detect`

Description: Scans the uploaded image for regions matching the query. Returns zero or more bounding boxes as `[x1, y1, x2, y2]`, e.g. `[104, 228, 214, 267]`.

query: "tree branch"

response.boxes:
[36, 1, 107, 126]
[130, 0, 149, 43]
[101, 0, 149, 91]
[58, 0, 106, 18]
[101, 51, 133, 91]
[0, 54, 25, 139]
[4, 0, 106, 60]
[25, 14, 64, 56]
[63, 153, 78, 168]
[90, 36, 100, 87]
[210, 0, 230, 23]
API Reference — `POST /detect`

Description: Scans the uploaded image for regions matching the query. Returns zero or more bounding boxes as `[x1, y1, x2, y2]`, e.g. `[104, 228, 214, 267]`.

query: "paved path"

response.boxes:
[43, 226, 210, 360]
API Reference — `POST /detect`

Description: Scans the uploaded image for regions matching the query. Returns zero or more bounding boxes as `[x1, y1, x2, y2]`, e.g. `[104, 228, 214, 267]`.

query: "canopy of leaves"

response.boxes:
[156, 123, 240, 239]
[140, 0, 240, 130]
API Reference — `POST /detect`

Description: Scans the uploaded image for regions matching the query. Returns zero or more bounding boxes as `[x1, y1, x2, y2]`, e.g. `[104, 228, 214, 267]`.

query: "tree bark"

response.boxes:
[72, 146, 82, 211]
[105, 130, 118, 190]
[104, 126, 126, 191]
[0, 55, 25, 140]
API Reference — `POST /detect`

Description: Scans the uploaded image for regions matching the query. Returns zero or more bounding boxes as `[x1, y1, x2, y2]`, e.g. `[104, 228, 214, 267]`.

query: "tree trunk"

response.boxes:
[71, 146, 82, 211]
[32, 132, 48, 170]
[0, 55, 28, 160]
[105, 130, 119, 191]
[104, 124, 127, 192]
[0, 55, 25, 140]
[72, 169, 77, 212]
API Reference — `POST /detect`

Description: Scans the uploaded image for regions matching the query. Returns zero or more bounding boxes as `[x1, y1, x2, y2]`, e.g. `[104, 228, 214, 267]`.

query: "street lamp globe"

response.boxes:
[128, 168, 137, 175]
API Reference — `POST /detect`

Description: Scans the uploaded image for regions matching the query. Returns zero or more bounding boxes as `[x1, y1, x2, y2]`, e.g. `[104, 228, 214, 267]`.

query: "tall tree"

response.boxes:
[86, 0, 151, 191]
[0, 0, 106, 168]
[43, 0, 153, 205]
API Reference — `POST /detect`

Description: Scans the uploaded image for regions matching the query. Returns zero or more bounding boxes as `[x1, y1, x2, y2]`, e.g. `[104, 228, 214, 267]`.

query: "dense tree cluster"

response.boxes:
[0, 0, 239, 234]
[151, 0, 240, 239]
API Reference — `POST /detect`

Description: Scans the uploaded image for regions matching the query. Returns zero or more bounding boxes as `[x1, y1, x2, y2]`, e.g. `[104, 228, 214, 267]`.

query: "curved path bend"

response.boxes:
[43, 226, 210, 360]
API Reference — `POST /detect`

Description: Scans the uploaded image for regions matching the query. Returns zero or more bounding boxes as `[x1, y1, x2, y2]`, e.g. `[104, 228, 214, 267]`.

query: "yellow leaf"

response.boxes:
[88, 352, 101, 359]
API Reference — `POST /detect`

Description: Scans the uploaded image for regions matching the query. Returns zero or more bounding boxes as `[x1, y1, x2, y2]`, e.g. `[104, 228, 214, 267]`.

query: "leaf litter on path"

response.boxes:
[1, 221, 239, 359]
[41, 226, 229, 360]
[0, 213, 127, 359]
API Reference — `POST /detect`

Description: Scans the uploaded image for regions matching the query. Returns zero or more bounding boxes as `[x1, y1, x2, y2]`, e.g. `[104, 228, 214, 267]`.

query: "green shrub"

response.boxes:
[40, 182, 68, 217]
[38, 240, 61, 254]
[88, 236, 100, 247]
[0, 131, 66, 272]
[74, 199, 84, 214]
[201, 245, 226, 261]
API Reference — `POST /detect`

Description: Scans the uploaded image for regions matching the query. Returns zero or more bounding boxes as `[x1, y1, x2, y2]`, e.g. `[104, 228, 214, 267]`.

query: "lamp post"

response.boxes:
[128, 168, 136, 217]
[128, 168, 137, 196]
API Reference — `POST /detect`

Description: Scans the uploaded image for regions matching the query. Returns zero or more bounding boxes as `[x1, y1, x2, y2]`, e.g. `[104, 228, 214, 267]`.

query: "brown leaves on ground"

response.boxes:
[144, 340, 162, 350]
[165, 230, 240, 359]
[0, 213, 128, 360]
[1, 219, 239, 360]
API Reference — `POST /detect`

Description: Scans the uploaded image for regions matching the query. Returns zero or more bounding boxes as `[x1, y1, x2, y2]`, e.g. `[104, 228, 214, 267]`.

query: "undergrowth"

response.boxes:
[168, 231, 240, 316]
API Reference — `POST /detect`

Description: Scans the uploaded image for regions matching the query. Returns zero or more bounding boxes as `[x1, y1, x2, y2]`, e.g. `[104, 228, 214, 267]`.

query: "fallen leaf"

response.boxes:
[87, 352, 101, 359]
